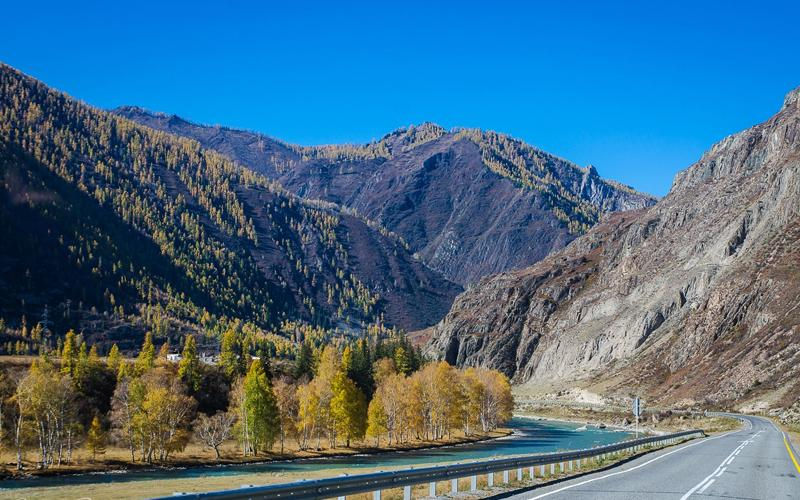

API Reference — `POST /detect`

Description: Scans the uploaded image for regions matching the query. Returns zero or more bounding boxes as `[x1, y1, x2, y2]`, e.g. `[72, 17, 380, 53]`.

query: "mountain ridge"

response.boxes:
[114, 106, 656, 285]
[0, 63, 460, 351]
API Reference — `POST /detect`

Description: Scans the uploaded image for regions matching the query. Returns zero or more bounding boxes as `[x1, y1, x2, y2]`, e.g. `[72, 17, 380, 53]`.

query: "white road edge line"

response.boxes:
[527, 429, 739, 499]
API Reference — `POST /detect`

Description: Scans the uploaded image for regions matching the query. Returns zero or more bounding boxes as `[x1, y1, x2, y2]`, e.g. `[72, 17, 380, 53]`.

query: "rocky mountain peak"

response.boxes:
[426, 85, 800, 408]
[782, 85, 800, 111]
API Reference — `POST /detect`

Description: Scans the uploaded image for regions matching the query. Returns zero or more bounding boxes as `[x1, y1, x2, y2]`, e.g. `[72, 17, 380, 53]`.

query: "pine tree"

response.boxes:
[87, 415, 107, 460]
[75, 341, 90, 384]
[135, 333, 155, 375]
[393, 346, 411, 375]
[106, 343, 122, 377]
[178, 335, 201, 392]
[341, 345, 353, 374]
[61, 329, 78, 376]
[220, 329, 243, 379]
[88, 344, 101, 368]
[293, 341, 313, 380]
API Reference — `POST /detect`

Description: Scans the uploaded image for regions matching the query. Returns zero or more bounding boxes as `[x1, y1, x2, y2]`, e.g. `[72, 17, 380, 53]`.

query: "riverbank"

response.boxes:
[0, 418, 630, 499]
[0, 429, 512, 481]
[515, 405, 740, 436]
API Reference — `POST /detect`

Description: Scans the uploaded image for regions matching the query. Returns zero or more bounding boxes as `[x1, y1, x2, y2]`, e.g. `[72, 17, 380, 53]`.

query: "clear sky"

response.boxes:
[2, 1, 799, 196]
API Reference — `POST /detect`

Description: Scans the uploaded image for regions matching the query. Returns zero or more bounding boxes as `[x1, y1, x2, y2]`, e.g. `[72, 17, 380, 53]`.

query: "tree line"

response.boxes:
[0, 330, 512, 469]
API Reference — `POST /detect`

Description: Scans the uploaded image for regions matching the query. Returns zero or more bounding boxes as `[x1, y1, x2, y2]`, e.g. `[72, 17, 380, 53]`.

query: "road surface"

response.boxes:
[498, 414, 799, 499]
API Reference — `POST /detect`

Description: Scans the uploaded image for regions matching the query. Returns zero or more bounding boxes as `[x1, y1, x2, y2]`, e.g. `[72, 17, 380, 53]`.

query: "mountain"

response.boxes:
[426, 87, 800, 409]
[114, 108, 656, 285]
[0, 63, 460, 351]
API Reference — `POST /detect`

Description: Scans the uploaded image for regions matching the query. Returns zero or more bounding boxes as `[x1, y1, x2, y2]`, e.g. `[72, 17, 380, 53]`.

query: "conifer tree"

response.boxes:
[135, 333, 155, 375]
[61, 329, 79, 376]
[178, 335, 201, 391]
[219, 329, 243, 379]
[393, 346, 411, 375]
[106, 343, 122, 377]
[293, 341, 313, 380]
[87, 415, 107, 460]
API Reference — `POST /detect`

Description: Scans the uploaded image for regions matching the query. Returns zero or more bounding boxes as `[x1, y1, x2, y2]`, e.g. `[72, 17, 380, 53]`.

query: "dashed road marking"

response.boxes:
[526, 430, 739, 500]
[698, 478, 715, 494]
[680, 438, 748, 500]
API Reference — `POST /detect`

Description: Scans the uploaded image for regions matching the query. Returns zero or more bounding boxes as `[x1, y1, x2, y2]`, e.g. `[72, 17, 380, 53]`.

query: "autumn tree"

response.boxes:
[232, 361, 278, 455]
[135, 333, 156, 375]
[330, 370, 366, 447]
[366, 392, 387, 447]
[296, 381, 321, 450]
[106, 343, 122, 377]
[135, 369, 196, 462]
[87, 415, 107, 460]
[273, 376, 299, 453]
[16, 356, 78, 468]
[219, 329, 244, 380]
[61, 329, 79, 376]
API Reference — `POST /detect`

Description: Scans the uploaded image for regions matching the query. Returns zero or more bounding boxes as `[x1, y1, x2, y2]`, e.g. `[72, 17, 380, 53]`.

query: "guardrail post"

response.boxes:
[373, 490, 381, 500]
[338, 496, 345, 500]
[529, 466, 534, 479]
[503, 470, 509, 483]
[488, 472, 494, 487]
[403, 485, 411, 500]
[451, 478, 458, 494]
[470, 475, 477, 491]
[429, 481, 436, 498]
[568, 460, 573, 471]
[550, 463, 555, 475]
[517, 467, 522, 481]
[540, 464, 545, 477]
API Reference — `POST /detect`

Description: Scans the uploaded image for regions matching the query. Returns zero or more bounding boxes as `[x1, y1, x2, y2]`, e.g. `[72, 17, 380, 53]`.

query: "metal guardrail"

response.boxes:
[159, 428, 704, 499]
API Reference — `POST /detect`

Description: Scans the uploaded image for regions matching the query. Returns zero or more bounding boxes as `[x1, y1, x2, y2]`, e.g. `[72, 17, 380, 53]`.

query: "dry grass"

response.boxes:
[0, 430, 510, 499]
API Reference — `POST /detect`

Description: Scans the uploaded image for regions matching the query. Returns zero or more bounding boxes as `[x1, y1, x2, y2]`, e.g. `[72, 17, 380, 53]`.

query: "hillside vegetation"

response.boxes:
[0, 63, 459, 353]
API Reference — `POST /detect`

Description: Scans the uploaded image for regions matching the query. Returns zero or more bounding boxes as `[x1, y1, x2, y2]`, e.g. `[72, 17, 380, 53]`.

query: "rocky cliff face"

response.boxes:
[114, 108, 655, 285]
[426, 87, 800, 407]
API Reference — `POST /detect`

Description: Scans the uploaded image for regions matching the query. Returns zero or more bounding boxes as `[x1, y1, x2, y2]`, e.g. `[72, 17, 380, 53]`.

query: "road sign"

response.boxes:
[633, 397, 643, 438]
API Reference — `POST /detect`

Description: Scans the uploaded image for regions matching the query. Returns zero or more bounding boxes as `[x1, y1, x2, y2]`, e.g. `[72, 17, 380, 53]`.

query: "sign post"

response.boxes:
[633, 397, 642, 438]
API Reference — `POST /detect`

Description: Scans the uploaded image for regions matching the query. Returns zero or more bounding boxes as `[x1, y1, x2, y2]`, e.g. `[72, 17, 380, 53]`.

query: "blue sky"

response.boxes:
[2, 1, 799, 196]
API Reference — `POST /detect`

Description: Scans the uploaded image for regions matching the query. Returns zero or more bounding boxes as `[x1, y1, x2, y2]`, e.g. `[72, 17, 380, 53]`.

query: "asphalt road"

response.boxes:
[500, 415, 799, 499]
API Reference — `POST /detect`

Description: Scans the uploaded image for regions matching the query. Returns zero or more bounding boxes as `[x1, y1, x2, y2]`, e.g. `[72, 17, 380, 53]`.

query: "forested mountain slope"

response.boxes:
[115, 108, 656, 285]
[0, 63, 460, 352]
[426, 87, 800, 409]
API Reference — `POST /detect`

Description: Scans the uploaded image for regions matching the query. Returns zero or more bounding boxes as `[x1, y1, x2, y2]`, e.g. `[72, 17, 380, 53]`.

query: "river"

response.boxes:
[0, 417, 632, 494]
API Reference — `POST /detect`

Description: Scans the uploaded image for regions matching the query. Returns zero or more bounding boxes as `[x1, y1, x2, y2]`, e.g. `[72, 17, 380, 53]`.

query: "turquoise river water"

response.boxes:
[0, 417, 632, 492]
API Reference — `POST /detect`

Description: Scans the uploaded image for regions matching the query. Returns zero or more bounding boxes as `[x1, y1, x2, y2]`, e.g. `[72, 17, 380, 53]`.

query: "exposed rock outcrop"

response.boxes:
[426, 86, 800, 406]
